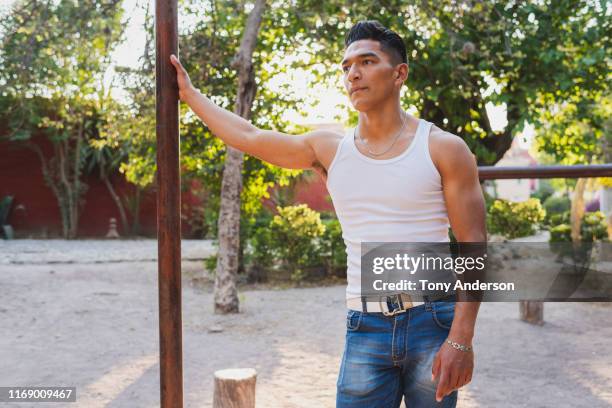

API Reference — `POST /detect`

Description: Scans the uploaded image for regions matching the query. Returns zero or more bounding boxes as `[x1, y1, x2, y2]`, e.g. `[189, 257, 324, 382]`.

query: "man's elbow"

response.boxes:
[232, 125, 258, 152]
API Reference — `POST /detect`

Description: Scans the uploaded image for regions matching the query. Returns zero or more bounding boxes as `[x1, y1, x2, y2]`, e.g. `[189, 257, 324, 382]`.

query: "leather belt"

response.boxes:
[346, 293, 454, 316]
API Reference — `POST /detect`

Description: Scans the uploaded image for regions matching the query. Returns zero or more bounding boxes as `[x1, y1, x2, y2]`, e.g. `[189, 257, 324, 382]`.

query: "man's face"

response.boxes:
[341, 39, 406, 111]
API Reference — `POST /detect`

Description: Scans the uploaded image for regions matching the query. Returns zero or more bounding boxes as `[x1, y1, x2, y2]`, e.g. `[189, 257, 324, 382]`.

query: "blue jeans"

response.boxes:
[336, 298, 458, 408]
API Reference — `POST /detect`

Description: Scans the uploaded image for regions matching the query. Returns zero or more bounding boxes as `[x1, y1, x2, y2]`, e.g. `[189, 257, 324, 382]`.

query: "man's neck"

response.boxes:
[357, 103, 418, 142]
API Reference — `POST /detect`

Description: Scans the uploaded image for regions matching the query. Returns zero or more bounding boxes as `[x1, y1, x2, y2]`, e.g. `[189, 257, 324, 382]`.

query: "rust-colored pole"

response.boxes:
[478, 164, 612, 180]
[155, 1, 182, 407]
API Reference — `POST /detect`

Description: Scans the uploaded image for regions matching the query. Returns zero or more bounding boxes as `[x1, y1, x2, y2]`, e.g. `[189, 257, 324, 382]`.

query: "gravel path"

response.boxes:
[0, 239, 216, 264]
[0, 240, 611, 407]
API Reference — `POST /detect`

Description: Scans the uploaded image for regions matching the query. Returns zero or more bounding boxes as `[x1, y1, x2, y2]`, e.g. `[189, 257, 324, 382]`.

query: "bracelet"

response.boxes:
[446, 338, 473, 352]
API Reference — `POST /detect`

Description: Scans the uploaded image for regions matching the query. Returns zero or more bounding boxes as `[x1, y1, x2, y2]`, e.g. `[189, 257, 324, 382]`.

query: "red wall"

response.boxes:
[1, 138, 63, 236]
[294, 175, 335, 212]
[1, 133, 333, 238]
[261, 172, 335, 214]
[0, 135, 200, 238]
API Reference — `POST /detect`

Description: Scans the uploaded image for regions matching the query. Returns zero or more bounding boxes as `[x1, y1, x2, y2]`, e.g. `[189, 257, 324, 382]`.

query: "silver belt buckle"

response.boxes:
[380, 293, 412, 316]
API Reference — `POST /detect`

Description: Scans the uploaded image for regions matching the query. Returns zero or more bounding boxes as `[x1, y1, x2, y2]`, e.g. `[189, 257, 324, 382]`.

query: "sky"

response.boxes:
[0, 0, 534, 147]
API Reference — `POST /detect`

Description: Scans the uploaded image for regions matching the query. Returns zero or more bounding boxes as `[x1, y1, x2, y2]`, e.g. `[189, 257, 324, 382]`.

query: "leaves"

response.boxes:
[534, 92, 610, 165]
[0, 0, 125, 238]
[1, 0, 608, 238]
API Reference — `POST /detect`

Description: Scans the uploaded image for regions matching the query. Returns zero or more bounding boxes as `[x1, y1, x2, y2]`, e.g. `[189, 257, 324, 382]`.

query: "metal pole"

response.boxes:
[478, 164, 612, 180]
[155, 1, 182, 407]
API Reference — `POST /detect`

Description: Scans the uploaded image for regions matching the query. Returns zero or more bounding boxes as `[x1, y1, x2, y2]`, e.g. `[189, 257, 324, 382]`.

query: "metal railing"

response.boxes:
[478, 164, 612, 180]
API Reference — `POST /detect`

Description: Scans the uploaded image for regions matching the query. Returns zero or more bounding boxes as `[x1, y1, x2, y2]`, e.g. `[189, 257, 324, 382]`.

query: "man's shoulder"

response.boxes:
[429, 124, 466, 150]
[307, 128, 345, 143]
[428, 124, 477, 175]
[308, 129, 345, 153]
[307, 129, 345, 171]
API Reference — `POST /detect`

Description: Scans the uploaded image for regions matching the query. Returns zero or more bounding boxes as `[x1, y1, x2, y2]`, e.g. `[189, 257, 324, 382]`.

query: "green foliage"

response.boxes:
[599, 177, 612, 188]
[244, 209, 276, 268]
[243, 207, 345, 282]
[3, 0, 608, 243]
[0, 0, 125, 238]
[288, 0, 610, 165]
[246, 226, 275, 268]
[320, 218, 347, 275]
[549, 223, 572, 243]
[549, 211, 609, 243]
[109, 1, 306, 237]
[204, 254, 218, 275]
[1, 0, 125, 99]
[581, 212, 609, 243]
[534, 93, 611, 165]
[548, 211, 570, 229]
[270, 204, 326, 281]
[487, 198, 546, 239]
[542, 196, 571, 225]
[101, 3, 157, 191]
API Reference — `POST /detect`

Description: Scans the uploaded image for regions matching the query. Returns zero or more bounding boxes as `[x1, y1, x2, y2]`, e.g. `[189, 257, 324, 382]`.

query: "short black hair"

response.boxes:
[345, 20, 407, 66]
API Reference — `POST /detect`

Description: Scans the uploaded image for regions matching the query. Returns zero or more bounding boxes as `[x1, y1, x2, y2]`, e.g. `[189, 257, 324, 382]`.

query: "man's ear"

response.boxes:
[396, 63, 408, 81]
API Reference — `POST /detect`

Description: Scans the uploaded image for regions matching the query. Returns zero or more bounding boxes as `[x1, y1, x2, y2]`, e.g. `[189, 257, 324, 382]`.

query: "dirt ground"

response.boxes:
[1, 240, 611, 407]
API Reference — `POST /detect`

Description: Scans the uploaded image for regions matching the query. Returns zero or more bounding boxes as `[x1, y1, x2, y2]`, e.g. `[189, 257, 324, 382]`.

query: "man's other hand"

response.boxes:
[431, 340, 474, 402]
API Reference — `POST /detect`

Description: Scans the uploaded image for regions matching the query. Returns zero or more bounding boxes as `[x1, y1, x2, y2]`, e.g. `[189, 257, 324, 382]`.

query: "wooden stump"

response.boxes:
[213, 368, 257, 408]
[519, 300, 544, 325]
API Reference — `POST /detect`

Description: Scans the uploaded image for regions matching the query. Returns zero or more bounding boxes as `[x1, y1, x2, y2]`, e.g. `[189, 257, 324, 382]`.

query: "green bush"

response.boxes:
[487, 198, 546, 239]
[542, 196, 571, 225]
[548, 211, 570, 227]
[242, 207, 347, 283]
[246, 225, 275, 268]
[548, 211, 609, 243]
[245, 205, 346, 282]
[240, 209, 274, 282]
[320, 218, 347, 276]
[269, 204, 326, 281]
[549, 223, 572, 242]
[581, 211, 609, 243]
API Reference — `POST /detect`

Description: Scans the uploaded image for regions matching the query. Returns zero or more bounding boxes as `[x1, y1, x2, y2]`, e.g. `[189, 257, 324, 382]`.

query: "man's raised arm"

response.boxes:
[170, 54, 321, 170]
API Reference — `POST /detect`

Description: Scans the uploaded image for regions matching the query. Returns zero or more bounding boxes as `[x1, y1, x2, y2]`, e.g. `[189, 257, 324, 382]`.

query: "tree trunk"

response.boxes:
[28, 142, 66, 238]
[214, 0, 266, 314]
[213, 368, 257, 408]
[570, 178, 587, 243]
[69, 119, 84, 239]
[102, 175, 129, 235]
[519, 300, 544, 325]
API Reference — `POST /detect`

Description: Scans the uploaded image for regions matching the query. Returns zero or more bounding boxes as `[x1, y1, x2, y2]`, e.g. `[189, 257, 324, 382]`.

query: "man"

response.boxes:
[171, 19, 485, 408]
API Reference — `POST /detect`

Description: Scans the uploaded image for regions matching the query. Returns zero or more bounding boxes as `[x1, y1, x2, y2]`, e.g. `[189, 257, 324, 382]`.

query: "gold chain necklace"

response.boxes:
[355, 112, 407, 157]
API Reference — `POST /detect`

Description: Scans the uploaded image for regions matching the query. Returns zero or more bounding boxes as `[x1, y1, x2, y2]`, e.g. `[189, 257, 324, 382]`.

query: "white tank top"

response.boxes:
[326, 118, 450, 300]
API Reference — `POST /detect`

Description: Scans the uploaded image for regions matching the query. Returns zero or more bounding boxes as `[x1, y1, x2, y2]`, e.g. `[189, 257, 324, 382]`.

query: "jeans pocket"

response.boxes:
[432, 301, 455, 330]
[346, 310, 363, 332]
